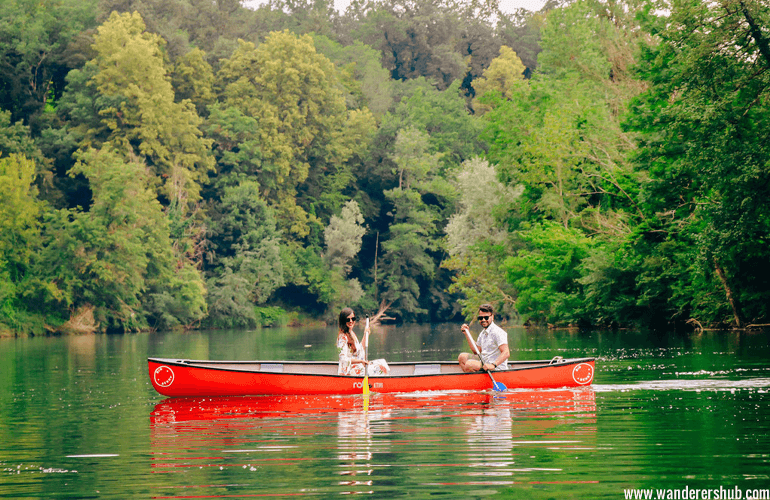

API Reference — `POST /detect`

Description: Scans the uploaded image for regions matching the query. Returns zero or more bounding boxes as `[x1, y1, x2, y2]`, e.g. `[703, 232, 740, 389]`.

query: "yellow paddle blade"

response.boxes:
[362, 375, 369, 396]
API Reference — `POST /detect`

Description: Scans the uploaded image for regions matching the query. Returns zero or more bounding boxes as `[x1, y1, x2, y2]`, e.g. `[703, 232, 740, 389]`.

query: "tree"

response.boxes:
[378, 127, 452, 319]
[537, 1, 611, 83]
[297, 107, 376, 228]
[456, 17, 502, 97]
[477, 0, 646, 326]
[0, 110, 57, 203]
[498, 7, 545, 76]
[205, 180, 284, 327]
[538, 0, 645, 115]
[61, 11, 214, 205]
[264, 0, 340, 40]
[483, 1, 642, 232]
[324, 200, 366, 273]
[627, 0, 770, 327]
[33, 148, 206, 331]
[471, 46, 526, 113]
[0, 0, 98, 125]
[0, 154, 42, 283]
[0, 154, 45, 332]
[99, 0, 259, 63]
[442, 157, 522, 319]
[445, 158, 520, 258]
[311, 35, 394, 116]
[382, 79, 485, 172]
[502, 221, 595, 325]
[350, 0, 467, 90]
[0, 111, 47, 168]
[379, 188, 437, 318]
[171, 48, 216, 117]
[214, 31, 360, 237]
[323, 199, 367, 313]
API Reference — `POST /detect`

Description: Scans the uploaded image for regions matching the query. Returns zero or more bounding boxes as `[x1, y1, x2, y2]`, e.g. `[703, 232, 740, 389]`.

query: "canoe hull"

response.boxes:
[148, 357, 595, 397]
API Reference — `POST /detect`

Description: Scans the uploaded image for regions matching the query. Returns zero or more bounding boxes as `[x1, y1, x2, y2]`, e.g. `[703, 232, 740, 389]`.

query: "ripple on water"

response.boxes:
[594, 378, 770, 392]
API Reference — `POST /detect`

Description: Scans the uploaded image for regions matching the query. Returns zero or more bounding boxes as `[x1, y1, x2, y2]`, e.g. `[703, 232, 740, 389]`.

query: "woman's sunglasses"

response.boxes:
[346, 317, 357, 323]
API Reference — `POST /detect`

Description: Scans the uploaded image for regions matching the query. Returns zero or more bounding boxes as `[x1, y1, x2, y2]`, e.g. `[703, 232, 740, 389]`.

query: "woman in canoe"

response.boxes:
[337, 307, 390, 376]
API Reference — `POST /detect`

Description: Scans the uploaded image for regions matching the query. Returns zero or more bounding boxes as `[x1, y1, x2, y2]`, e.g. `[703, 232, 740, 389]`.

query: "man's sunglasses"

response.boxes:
[478, 315, 491, 321]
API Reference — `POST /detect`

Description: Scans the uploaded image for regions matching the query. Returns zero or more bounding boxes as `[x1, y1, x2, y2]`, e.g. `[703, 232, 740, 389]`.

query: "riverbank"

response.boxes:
[0, 305, 328, 337]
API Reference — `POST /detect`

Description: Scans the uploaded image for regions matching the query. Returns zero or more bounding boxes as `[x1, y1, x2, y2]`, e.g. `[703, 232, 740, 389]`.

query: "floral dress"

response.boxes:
[337, 334, 390, 376]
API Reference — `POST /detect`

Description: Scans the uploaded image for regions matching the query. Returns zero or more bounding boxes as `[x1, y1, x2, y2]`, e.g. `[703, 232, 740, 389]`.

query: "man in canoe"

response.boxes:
[458, 303, 510, 372]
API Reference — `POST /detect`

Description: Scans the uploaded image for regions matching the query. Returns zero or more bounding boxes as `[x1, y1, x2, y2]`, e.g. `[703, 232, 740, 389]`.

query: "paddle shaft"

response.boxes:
[463, 326, 505, 391]
[362, 317, 370, 395]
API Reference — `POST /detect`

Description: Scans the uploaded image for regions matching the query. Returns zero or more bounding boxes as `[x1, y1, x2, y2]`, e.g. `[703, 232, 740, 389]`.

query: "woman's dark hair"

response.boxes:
[339, 307, 355, 333]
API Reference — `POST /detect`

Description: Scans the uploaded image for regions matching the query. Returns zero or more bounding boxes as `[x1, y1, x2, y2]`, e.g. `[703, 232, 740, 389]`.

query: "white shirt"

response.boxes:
[477, 321, 509, 370]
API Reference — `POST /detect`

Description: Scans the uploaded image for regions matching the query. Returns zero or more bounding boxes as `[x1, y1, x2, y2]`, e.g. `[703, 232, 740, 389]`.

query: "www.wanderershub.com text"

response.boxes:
[624, 486, 770, 500]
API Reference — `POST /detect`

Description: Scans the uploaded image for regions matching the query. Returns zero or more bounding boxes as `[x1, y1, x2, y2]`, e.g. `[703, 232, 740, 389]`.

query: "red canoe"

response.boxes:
[148, 357, 595, 397]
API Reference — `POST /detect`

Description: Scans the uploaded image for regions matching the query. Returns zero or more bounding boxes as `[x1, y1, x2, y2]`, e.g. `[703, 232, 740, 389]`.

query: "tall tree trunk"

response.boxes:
[714, 258, 743, 328]
[739, 1, 770, 69]
[373, 231, 379, 303]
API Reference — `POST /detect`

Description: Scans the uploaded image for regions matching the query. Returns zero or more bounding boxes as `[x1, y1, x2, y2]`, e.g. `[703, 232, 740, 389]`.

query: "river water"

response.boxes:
[1, 325, 769, 499]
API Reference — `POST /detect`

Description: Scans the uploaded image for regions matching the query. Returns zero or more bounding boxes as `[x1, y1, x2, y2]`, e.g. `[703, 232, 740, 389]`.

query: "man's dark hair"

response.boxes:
[479, 303, 494, 314]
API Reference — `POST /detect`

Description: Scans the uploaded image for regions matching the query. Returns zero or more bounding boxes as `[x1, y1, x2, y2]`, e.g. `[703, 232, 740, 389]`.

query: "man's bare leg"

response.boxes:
[458, 352, 483, 373]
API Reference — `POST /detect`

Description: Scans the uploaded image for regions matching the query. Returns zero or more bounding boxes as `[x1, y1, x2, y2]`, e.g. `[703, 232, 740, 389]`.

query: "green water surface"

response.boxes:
[1, 326, 768, 498]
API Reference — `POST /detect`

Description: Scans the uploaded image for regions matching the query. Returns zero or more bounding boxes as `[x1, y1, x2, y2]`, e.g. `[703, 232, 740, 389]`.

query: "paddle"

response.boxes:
[362, 316, 370, 396]
[463, 325, 507, 392]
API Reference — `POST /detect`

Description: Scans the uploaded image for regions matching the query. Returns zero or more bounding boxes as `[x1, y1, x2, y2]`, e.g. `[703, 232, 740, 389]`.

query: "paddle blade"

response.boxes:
[492, 380, 507, 392]
[362, 375, 369, 396]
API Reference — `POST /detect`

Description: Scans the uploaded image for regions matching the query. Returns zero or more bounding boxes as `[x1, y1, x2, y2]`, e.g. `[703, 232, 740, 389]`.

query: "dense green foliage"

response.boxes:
[1, 0, 768, 334]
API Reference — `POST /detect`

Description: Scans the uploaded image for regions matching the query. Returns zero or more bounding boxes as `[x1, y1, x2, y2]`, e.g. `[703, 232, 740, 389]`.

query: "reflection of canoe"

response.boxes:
[148, 390, 597, 479]
[151, 394, 364, 424]
[148, 357, 595, 397]
[150, 390, 596, 425]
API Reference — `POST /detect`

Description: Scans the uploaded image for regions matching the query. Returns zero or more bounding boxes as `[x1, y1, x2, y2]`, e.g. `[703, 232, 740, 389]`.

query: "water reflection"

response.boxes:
[467, 397, 513, 469]
[148, 390, 596, 496]
[336, 407, 386, 493]
[458, 390, 598, 486]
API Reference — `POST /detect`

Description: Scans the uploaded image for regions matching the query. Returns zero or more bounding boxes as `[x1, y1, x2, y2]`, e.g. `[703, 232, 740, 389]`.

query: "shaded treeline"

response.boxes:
[1, 0, 768, 334]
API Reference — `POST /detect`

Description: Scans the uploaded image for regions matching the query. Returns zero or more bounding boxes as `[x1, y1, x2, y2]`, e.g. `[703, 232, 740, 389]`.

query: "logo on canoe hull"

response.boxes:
[572, 363, 594, 385]
[353, 381, 383, 389]
[154, 366, 175, 387]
